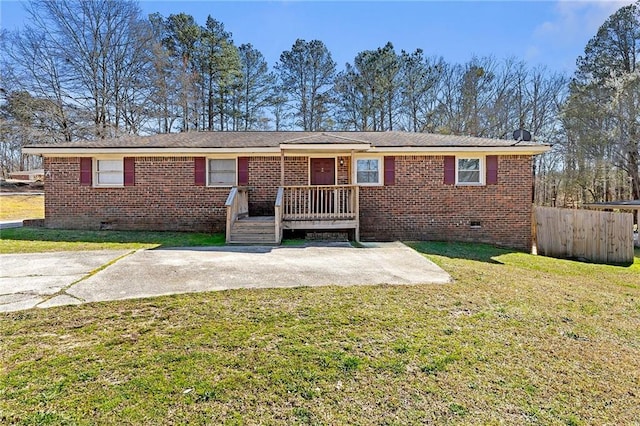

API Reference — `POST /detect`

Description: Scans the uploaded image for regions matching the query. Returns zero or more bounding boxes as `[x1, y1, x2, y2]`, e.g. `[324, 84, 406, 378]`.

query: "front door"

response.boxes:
[310, 158, 335, 215]
[310, 158, 335, 186]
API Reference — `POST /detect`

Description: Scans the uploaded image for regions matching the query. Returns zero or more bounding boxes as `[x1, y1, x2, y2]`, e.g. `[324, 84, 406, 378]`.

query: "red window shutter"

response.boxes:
[194, 157, 206, 186]
[486, 155, 498, 185]
[80, 157, 92, 186]
[238, 157, 249, 185]
[124, 157, 135, 186]
[444, 156, 455, 185]
[384, 156, 395, 186]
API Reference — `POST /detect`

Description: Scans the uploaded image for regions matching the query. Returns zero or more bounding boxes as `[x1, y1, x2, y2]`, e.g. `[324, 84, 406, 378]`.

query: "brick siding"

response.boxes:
[44, 157, 229, 232]
[43, 154, 533, 249]
[358, 155, 533, 250]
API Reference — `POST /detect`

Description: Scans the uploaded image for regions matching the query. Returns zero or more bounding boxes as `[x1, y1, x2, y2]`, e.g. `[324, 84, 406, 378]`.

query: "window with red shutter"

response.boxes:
[80, 158, 92, 186]
[355, 158, 381, 185]
[238, 157, 249, 185]
[486, 155, 498, 185]
[443, 156, 455, 185]
[384, 156, 395, 186]
[194, 157, 206, 186]
[124, 157, 135, 186]
[94, 159, 124, 186]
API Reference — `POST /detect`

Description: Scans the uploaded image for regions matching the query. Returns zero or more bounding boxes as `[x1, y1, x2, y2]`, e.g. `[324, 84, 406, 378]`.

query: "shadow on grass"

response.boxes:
[0, 227, 226, 248]
[409, 241, 639, 268]
[407, 241, 517, 264]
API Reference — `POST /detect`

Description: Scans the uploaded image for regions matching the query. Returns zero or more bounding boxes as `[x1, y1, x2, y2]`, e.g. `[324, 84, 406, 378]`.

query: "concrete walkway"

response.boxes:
[0, 242, 450, 313]
[0, 220, 23, 229]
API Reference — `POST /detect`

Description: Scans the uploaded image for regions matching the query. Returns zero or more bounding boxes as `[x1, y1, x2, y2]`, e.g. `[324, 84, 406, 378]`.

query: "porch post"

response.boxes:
[351, 149, 359, 241]
[354, 185, 360, 242]
[350, 149, 355, 184]
[280, 150, 285, 186]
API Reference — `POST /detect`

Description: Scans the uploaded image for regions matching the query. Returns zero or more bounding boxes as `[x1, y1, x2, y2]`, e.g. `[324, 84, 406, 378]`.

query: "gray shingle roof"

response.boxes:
[24, 131, 546, 149]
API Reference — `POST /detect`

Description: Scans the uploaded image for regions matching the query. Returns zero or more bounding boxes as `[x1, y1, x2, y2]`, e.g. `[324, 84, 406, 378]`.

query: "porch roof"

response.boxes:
[23, 131, 550, 155]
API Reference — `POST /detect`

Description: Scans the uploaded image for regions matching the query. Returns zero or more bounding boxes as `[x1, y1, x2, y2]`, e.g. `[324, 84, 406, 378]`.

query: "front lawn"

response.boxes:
[1, 242, 639, 424]
[0, 228, 225, 253]
[0, 194, 44, 221]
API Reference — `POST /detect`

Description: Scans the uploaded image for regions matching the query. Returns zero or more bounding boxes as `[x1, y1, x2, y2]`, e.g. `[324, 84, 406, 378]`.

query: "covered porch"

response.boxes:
[276, 184, 359, 242]
[225, 136, 369, 244]
[225, 185, 359, 244]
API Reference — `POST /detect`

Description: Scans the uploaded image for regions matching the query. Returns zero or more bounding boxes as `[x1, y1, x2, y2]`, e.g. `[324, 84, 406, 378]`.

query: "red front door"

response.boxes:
[310, 158, 335, 186]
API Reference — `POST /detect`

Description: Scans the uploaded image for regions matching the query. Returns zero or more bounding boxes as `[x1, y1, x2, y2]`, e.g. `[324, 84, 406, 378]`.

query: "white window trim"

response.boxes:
[207, 157, 238, 187]
[354, 156, 383, 186]
[456, 156, 485, 186]
[93, 157, 124, 188]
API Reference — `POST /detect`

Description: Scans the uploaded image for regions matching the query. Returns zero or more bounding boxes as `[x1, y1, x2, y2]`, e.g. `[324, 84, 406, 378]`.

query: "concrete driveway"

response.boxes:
[0, 242, 450, 312]
[0, 220, 24, 229]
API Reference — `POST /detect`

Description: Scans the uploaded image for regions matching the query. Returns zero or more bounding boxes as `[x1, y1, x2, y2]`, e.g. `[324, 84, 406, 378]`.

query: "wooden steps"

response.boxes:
[228, 216, 276, 244]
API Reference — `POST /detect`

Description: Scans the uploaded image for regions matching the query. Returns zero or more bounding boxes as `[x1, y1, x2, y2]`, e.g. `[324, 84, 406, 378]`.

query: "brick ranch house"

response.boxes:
[23, 131, 549, 250]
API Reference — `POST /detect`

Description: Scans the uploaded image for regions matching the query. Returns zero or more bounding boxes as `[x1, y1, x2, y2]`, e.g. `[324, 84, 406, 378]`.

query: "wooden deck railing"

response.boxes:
[225, 186, 249, 243]
[281, 185, 358, 221]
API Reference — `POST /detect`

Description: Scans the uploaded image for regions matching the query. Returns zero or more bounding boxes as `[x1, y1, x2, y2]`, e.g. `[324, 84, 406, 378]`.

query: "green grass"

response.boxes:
[0, 228, 225, 253]
[280, 238, 308, 246]
[0, 194, 44, 221]
[1, 242, 639, 424]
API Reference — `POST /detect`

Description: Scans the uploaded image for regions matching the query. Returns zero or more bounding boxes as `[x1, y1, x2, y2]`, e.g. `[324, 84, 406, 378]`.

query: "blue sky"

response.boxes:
[0, 0, 634, 74]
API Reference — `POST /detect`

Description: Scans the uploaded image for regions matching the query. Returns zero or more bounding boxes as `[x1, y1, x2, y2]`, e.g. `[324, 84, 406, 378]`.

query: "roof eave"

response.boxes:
[22, 146, 281, 156]
[370, 145, 551, 155]
[23, 143, 551, 156]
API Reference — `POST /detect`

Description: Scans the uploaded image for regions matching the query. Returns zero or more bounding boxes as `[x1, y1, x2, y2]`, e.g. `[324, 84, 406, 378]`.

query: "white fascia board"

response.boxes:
[22, 147, 280, 156]
[368, 145, 551, 155]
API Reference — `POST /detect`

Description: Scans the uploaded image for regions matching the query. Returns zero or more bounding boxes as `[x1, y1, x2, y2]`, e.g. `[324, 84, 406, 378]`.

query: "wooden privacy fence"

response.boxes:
[533, 206, 634, 264]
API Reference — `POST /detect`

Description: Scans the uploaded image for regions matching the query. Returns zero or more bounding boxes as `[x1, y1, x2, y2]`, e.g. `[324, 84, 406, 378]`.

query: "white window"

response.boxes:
[209, 159, 236, 186]
[356, 158, 381, 185]
[95, 159, 123, 186]
[457, 158, 482, 185]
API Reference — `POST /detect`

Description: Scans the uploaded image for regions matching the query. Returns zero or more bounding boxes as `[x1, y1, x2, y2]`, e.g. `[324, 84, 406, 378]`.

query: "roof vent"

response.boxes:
[513, 129, 532, 141]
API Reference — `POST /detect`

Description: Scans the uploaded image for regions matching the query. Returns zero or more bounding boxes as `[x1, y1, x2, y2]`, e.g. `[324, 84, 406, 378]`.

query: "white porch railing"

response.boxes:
[225, 186, 249, 243]
[281, 185, 358, 221]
